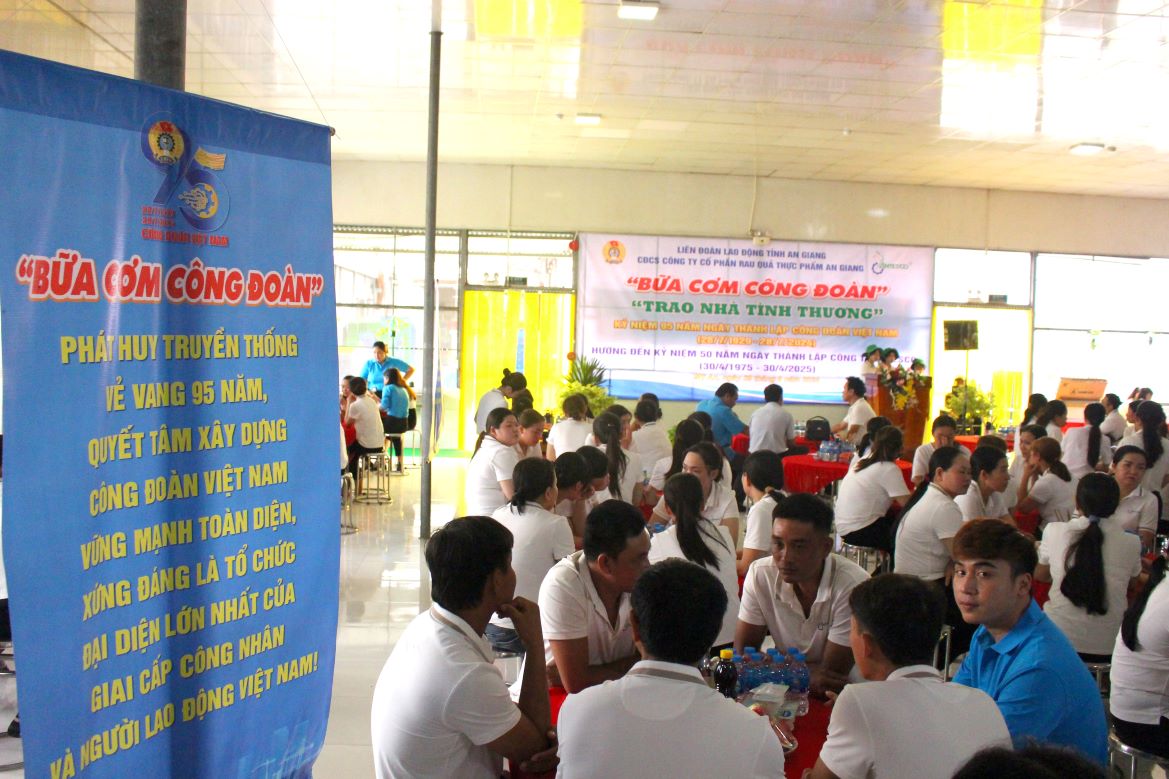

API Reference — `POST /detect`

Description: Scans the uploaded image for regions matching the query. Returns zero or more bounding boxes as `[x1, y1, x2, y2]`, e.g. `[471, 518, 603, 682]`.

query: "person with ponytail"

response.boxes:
[650, 473, 739, 648]
[1062, 402, 1109, 484]
[1036, 400, 1068, 443]
[514, 408, 546, 461]
[956, 446, 1013, 525]
[856, 416, 891, 460]
[1021, 393, 1048, 427]
[552, 450, 592, 545]
[631, 399, 671, 467]
[1110, 547, 1169, 759]
[1111, 445, 1159, 551]
[584, 404, 633, 449]
[1005, 424, 1046, 512]
[835, 426, 912, 553]
[894, 445, 971, 582]
[1100, 392, 1126, 444]
[464, 407, 520, 516]
[646, 419, 705, 504]
[1016, 437, 1075, 530]
[651, 442, 739, 542]
[738, 450, 786, 575]
[545, 393, 592, 461]
[474, 368, 526, 434]
[592, 411, 643, 506]
[486, 458, 574, 653]
[1119, 400, 1169, 507]
[1035, 473, 1142, 662]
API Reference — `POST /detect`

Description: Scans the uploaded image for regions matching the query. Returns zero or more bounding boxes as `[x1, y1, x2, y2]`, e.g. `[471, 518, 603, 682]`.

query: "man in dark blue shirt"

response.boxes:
[950, 520, 1108, 764]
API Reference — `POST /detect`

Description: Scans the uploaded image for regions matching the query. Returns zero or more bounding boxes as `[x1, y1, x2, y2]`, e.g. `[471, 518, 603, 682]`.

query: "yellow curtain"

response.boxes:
[460, 289, 575, 450]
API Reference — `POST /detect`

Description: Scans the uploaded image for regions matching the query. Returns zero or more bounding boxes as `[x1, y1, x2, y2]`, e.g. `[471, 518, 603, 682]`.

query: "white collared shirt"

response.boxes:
[538, 550, 635, 667]
[1101, 409, 1127, 444]
[653, 482, 737, 525]
[1111, 577, 1169, 724]
[346, 393, 384, 449]
[631, 421, 671, 468]
[371, 605, 520, 779]
[649, 520, 740, 646]
[464, 437, 519, 517]
[1115, 485, 1159, 536]
[819, 664, 1010, 779]
[1028, 470, 1075, 529]
[490, 502, 575, 630]
[955, 481, 1008, 522]
[749, 401, 795, 454]
[835, 461, 910, 536]
[597, 444, 644, 505]
[739, 553, 869, 663]
[894, 484, 963, 580]
[1062, 425, 1110, 478]
[744, 492, 779, 553]
[556, 660, 785, 778]
[842, 398, 876, 445]
[547, 418, 592, 457]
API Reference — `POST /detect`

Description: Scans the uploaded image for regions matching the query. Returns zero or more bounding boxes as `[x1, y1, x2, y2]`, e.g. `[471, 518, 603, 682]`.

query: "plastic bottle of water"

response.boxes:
[769, 649, 790, 687]
[788, 648, 811, 716]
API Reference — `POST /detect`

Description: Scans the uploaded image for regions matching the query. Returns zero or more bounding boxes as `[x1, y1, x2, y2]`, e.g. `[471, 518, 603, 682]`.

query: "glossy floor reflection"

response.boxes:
[315, 458, 466, 779]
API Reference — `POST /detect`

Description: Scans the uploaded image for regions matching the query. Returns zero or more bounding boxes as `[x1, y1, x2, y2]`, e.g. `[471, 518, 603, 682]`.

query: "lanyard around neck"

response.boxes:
[429, 607, 494, 664]
[627, 666, 709, 688]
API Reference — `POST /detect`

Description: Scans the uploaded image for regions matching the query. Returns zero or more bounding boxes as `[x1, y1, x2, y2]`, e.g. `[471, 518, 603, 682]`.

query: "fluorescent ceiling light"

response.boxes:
[1068, 142, 1110, 156]
[574, 113, 602, 126]
[618, 1, 659, 21]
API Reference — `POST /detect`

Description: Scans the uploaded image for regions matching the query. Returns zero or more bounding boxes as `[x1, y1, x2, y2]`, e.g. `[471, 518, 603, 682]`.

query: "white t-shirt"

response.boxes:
[955, 482, 1008, 522]
[842, 398, 876, 445]
[1101, 410, 1127, 444]
[464, 438, 519, 516]
[1119, 432, 1169, 498]
[744, 492, 779, 553]
[749, 402, 795, 454]
[739, 553, 869, 664]
[649, 521, 740, 646]
[894, 485, 963, 581]
[630, 421, 671, 469]
[834, 461, 910, 536]
[514, 442, 543, 461]
[474, 388, 508, 434]
[597, 445, 643, 505]
[1062, 426, 1110, 479]
[346, 394, 385, 449]
[1115, 486, 1159, 537]
[1028, 471, 1075, 529]
[1039, 516, 1142, 655]
[1045, 422, 1064, 442]
[556, 660, 785, 778]
[911, 442, 936, 482]
[547, 418, 592, 457]
[489, 502, 575, 630]
[371, 606, 521, 779]
[1110, 577, 1169, 724]
[654, 482, 737, 526]
[1004, 451, 1025, 511]
[538, 550, 635, 667]
[819, 665, 1010, 779]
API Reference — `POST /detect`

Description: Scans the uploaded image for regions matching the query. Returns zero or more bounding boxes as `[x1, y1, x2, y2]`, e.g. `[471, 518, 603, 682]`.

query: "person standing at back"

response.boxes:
[697, 383, 748, 509]
[748, 383, 798, 455]
[361, 339, 413, 397]
[475, 369, 526, 434]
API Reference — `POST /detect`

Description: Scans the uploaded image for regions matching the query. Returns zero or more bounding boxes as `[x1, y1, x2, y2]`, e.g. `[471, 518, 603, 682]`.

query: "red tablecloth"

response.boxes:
[732, 434, 821, 456]
[784, 454, 912, 494]
[955, 434, 1014, 452]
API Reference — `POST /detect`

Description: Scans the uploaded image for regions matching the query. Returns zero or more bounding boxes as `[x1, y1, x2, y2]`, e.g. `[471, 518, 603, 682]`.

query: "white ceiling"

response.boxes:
[5, 0, 1169, 197]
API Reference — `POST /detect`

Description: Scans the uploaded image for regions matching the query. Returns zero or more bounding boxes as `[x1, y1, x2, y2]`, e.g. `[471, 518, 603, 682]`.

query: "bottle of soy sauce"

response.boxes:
[713, 648, 738, 699]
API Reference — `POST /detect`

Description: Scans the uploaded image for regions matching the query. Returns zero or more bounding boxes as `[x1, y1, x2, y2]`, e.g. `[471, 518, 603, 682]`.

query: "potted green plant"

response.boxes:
[559, 353, 615, 417]
[943, 378, 994, 433]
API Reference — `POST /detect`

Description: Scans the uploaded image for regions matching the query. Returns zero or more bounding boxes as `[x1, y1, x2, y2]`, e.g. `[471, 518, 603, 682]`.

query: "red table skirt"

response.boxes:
[784, 454, 912, 494]
[955, 434, 1015, 453]
[732, 434, 821, 457]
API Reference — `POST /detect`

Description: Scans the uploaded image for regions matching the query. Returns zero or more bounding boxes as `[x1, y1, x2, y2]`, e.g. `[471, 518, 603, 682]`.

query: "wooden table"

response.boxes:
[783, 454, 912, 495]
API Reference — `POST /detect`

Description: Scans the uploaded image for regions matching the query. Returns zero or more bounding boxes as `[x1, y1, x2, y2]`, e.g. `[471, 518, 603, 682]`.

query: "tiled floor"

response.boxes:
[316, 458, 465, 779]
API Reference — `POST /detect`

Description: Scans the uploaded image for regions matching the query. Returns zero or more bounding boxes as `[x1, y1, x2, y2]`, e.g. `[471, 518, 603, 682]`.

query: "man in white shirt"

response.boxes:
[557, 560, 785, 778]
[736, 493, 869, 695]
[911, 414, 958, 486]
[344, 376, 387, 479]
[538, 500, 650, 692]
[749, 383, 799, 455]
[371, 516, 556, 778]
[832, 376, 875, 446]
[807, 574, 1010, 779]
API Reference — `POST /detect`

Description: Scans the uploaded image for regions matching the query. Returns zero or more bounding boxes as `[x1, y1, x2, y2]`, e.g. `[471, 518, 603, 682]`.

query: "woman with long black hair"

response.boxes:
[1036, 400, 1069, 443]
[893, 445, 970, 582]
[1016, 437, 1075, 530]
[465, 407, 520, 515]
[738, 450, 785, 575]
[1021, 393, 1048, 427]
[1035, 473, 1142, 660]
[646, 418, 705, 501]
[835, 426, 911, 552]
[592, 410, 643, 506]
[1110, 547, 1169, 759]
[650, 472, 739, 648]
[650, 442, 738, 541]
[1062, 402, 1110, 481]
[1120, 400, 1169, 503]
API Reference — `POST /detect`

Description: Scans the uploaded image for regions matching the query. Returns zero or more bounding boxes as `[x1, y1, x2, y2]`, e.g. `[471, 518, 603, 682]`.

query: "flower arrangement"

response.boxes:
[944, 378, 994, 425]
[559, 354, 615, 417]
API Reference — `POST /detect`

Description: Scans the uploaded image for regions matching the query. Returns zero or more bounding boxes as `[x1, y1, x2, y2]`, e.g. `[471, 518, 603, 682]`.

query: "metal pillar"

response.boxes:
[134, 0, 187, 90]
[420, 4, 442, 539]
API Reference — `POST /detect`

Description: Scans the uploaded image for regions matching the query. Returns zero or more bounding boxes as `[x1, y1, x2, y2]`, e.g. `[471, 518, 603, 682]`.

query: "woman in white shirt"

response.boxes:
[545, 393, 592, 461]
[650, 472, 739, 648]
[1110, 549, 1169, 759]
[1021, 393, 1047, 428]
[1004, 424, 1045, 512]
[836, 426, 911, 553]
[514, 408, 546, 461]
[473, 369, 525, 434]
[956, 446, 1013, 524]
[1112, 445, 1159, 552]
[1119, 400, 1169, 506]
[1036, 399, 1068, 443]
[1100, 392, 1127, 445]
[651, 442, 739, 543]
[592, 411, 643, 507]
[464, 407, 520, 516]
[646, 419, 705, 502]
[487, 457, 575, 653]
[894, 446, 970, 583]
[1036, 473, 1142, 660]
[630, 399, 671, 468]
[1016, 437, 1075, 531]
[1062, 402, 1110, 481]
[738, 450, 786, 575]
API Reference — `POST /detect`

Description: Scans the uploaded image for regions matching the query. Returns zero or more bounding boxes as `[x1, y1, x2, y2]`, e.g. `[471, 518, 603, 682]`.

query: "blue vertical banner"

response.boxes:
[0, 52, 339, 778]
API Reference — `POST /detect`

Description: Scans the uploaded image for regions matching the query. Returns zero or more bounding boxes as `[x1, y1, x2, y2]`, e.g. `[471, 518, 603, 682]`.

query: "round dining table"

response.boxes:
[783, 454, 912, 495]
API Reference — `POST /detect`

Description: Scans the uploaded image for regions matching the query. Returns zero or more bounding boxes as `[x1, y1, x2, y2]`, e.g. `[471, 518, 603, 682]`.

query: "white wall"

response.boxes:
[333, 161, 1169, 258]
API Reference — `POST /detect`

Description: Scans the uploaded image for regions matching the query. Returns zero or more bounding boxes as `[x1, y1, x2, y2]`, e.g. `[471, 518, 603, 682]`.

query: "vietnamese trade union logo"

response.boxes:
[603, 240, 626, 264]
[141, 114, 231, 232]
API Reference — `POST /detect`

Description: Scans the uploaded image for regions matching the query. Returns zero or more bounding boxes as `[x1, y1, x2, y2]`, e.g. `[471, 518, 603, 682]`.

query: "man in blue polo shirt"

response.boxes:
[950, 520, 1108, 764]
[697, 383, 748, 509]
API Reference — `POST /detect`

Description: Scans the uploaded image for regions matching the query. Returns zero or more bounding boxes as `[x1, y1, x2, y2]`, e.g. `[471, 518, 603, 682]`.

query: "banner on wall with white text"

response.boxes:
[0, 52, 338, 778]
[578, 233, 934, 403]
